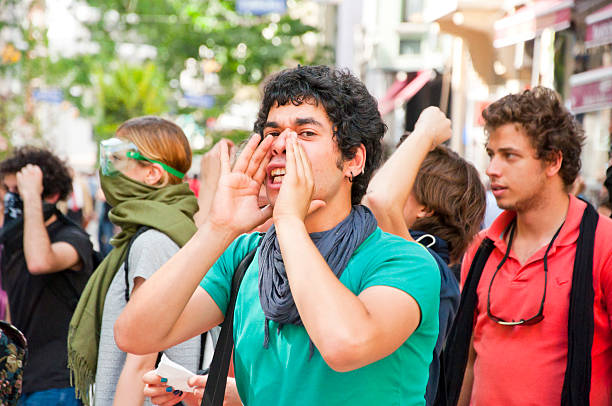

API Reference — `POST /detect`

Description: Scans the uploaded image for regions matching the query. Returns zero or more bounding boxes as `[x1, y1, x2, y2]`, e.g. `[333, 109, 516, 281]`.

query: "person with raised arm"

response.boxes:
[363, 106, 486, 405]
[0, 147, 94, 405]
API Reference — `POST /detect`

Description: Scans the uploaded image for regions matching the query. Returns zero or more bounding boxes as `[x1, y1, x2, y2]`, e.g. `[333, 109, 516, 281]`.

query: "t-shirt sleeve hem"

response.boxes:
[52, 224, 94, 273]
[359, 282, 426, 324]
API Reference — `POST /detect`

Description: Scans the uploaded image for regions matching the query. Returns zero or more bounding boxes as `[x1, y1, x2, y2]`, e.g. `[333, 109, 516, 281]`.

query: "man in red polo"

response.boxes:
[451, 87, 612, 406]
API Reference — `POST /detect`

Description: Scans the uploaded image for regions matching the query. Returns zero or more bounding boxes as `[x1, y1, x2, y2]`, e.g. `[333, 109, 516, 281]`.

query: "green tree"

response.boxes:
[0, 0, 48, 152]
[77, 0, 331, 118]
[0, 0, 332, 153]
[93, 62, 167, 141]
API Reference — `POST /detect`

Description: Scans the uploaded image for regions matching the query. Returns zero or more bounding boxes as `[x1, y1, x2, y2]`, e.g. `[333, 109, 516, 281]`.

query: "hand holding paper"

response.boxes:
[154, 354, 196, 393]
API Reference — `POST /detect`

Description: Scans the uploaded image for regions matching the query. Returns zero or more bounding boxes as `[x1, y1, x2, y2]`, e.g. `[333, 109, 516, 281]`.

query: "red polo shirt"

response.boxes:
[461, 195, 612, 405]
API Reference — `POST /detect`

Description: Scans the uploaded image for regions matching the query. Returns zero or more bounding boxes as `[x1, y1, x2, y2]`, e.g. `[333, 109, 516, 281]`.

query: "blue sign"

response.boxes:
[32, 88, 63, 104]
[236, 0, 286, 15]
[183, 93, 215, 108]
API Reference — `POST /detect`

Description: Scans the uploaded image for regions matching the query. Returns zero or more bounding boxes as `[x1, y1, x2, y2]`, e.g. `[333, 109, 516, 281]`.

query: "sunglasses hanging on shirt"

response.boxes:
[486, 219, 564, 326]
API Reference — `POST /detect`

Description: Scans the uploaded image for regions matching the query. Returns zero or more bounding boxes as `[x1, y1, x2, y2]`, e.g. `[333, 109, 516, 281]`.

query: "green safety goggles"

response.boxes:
[99, 138, 185, 179]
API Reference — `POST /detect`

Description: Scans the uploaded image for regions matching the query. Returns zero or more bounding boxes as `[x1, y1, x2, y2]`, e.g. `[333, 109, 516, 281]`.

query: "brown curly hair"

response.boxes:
[398, 137, 486, 264]
[482, 86, 585, 186]
[0, 146, 73, 201]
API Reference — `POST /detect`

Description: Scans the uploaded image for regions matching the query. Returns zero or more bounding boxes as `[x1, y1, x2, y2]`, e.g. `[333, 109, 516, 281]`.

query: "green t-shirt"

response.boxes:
[200, 227, 440, 406]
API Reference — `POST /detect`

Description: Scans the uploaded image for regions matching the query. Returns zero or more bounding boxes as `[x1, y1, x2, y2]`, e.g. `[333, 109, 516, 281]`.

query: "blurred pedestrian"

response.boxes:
[0, 147, 94, 406]
[363, 107, 486, 405]
[186, 173, 200, 197]
[64, 168, 94, 229]
[604, 159, 612, 218]
[597, 198, 611, 217]
[441, 87, 612, 406]
[96, 192, 115, 256]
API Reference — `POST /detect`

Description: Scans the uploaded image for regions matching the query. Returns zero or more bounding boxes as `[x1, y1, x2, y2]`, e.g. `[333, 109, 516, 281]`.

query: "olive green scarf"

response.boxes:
[67, 171, 198, 403]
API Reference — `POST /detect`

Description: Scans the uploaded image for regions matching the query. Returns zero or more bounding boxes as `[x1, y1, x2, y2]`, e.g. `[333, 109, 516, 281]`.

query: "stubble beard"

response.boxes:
[496, 178, 549, 213]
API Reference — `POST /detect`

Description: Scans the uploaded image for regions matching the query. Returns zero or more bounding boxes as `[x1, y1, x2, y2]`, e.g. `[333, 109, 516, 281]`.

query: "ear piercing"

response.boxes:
[347, 167, 364, 182]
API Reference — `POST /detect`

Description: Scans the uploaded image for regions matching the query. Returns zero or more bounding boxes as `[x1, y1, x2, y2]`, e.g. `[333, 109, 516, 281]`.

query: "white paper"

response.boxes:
[154, 353, 196, 393]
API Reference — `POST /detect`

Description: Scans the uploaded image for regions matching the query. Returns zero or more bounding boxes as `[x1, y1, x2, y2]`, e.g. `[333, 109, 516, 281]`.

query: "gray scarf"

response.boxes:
[258, 205, 378, 356]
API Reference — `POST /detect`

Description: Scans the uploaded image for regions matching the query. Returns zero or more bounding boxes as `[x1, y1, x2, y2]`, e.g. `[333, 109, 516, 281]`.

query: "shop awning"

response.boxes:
[569, 66, 612, 113]
[585, 3, 612, 48]
[493, 0, 573, 48]
[378, 70, 433, 116]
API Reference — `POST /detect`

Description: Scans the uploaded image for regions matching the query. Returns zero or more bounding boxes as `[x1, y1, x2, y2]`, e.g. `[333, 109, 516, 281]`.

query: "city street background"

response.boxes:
[1, 0, 611, 227]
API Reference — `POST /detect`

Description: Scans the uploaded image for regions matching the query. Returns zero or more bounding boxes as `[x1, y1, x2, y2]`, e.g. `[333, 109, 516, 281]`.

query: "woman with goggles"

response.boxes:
[68, 116, 214, 405]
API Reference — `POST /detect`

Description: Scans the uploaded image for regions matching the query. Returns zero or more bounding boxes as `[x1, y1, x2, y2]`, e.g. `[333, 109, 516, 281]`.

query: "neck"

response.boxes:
[303, 199, 352, 233]
[514, 190, 570, 242]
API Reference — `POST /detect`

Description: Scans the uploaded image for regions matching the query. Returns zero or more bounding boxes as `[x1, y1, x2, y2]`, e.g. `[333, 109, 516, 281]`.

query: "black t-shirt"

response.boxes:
[1, 218, 93, 394]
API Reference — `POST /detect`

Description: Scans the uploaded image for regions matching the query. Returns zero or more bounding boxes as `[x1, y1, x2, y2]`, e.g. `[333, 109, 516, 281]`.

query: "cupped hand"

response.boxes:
[273, 132, 325, 223]
[16, 164, 43, 201]
[207, 134, 274, 235]
[413, 106, 452, 150]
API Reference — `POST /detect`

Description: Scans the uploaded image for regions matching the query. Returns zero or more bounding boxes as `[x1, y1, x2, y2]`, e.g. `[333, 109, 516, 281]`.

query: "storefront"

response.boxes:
[570, 2, 612, 199]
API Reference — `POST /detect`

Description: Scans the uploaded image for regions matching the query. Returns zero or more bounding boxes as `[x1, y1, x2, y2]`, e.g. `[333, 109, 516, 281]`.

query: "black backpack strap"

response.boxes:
[122, 226, 170, 368]
[435, 237, 495, 406]
[561, 201, 598, 406]
[197, 332, 208, 375]
[202, 238, 261, 406]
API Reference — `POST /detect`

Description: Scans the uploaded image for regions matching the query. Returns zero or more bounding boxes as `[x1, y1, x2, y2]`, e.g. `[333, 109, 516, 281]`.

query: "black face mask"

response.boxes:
[0, 192, 56, 245]
[0, 192, 24, 245]
[3, 192, 23, 223]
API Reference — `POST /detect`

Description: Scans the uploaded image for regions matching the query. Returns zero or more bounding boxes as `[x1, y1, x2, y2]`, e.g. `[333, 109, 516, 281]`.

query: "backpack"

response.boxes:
[0, 320, 27, 405]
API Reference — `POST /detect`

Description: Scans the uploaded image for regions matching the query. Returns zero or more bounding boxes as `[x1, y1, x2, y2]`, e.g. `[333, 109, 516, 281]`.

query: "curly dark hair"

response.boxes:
[0, 146, 73, 201]
[482, 86, 585, 186]
[398, 137, 486, 264]
[254, 65, 387, 205]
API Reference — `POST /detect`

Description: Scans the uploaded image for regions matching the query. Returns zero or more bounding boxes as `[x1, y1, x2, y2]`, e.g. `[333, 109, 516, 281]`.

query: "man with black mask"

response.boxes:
[0, 147, 93, 405]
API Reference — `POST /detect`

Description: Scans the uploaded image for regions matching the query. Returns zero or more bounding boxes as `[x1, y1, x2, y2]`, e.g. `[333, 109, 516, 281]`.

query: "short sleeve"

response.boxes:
[199, 233, 262, 316]
[52, 224, 94, 274]
[128, 230, 179, 288]
[360, 238, 440, 329]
